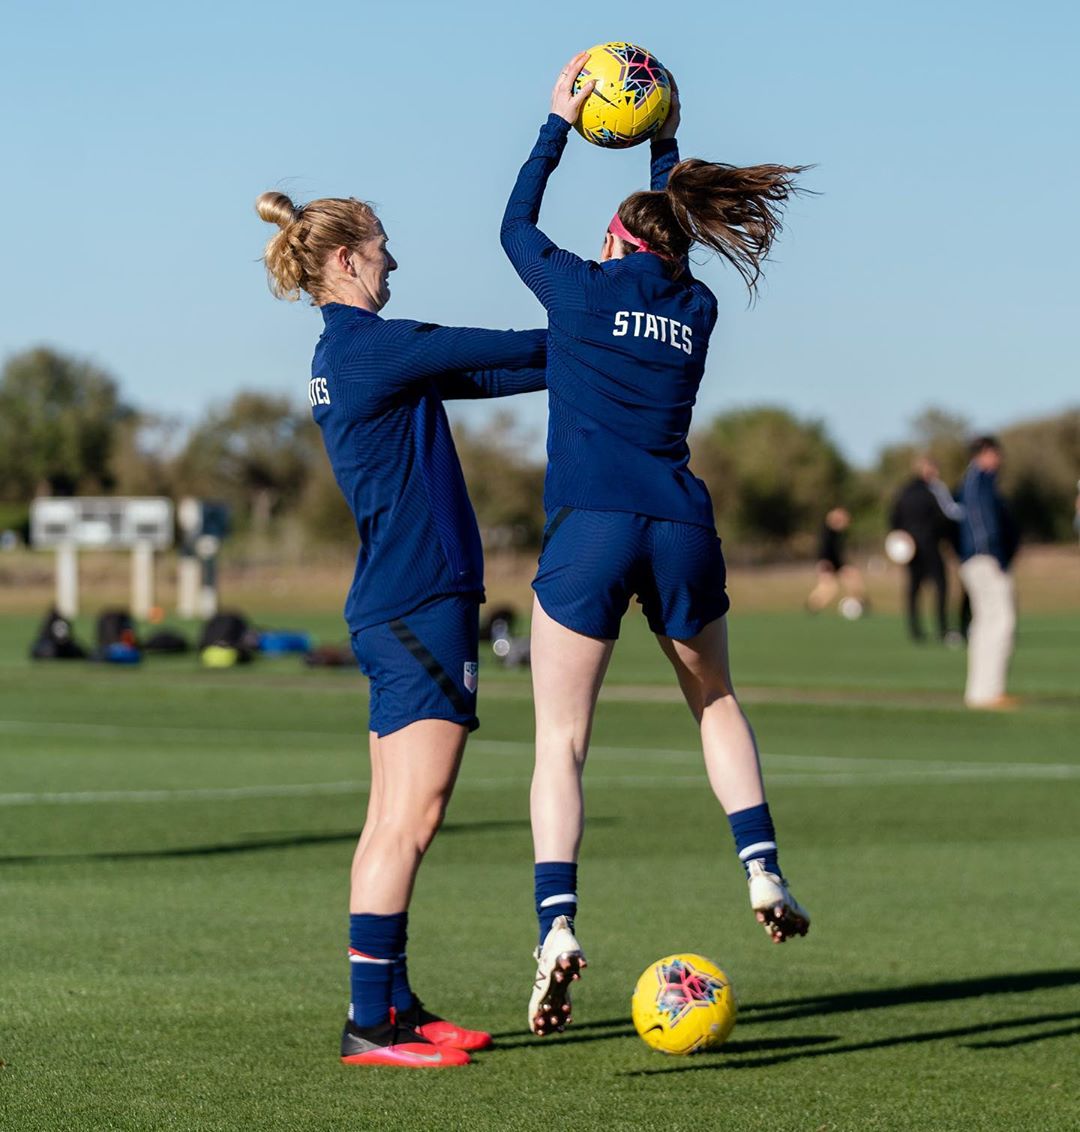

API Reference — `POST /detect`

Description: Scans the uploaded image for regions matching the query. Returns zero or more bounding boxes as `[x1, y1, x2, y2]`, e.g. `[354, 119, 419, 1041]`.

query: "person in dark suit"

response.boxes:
[890, 456, 962, 642]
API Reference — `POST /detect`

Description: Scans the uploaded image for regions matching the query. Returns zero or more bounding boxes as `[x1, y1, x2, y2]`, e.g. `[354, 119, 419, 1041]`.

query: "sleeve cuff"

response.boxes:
[542, 113, 573, 137]
[651, 137, 678, 155]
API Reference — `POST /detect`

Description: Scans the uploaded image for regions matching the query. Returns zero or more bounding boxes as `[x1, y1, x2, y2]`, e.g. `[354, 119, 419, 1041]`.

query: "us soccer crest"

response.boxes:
[463, 661, 478, 693]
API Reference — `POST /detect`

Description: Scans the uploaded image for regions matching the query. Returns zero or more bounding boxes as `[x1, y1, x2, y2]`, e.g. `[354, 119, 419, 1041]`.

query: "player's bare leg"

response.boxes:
[342, 720, 476, 1066]
[527, 596, 614, 1033]
[350, 719, 466, 913]
[838, 564, 867, 603]
[657, 617, 809, 943]
[350, 731, 384, 873]
[806, 563, 839, 612]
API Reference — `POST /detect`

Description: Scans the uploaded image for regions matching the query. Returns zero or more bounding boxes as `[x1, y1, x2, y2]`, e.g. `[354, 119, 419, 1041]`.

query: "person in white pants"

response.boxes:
[956, 437, 1020, 709]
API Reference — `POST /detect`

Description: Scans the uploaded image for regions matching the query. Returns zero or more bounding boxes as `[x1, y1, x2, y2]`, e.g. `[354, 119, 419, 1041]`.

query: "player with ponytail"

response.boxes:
[257, 190, 547, 1067]
[501, 53, 811, 1037]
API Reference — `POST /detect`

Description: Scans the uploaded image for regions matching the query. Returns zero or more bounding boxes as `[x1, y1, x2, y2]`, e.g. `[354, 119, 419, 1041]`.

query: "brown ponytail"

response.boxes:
[256, 190, 379, 303]
[616, 159, 809, 294]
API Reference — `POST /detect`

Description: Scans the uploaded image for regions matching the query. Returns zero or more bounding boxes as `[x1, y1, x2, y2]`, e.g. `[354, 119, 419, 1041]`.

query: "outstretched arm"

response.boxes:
[928, 477, 964, 522]
[437, 363, 547, 400]
[340, 322, 546, 407]
[500, 53, 595, 310]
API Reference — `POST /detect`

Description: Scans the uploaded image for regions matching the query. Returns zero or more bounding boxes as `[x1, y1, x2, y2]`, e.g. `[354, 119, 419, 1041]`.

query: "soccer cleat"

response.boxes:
[339, 1018, 470, 1068]
[528, 914, 586, 1036]
[747, 859, 810, 944]
[391, 999, 493, 1052]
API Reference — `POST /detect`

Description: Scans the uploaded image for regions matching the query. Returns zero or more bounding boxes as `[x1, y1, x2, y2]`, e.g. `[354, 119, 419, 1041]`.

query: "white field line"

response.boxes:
[1, 721, 1076, 777]
[0, 719, 358, 744]
[2, 721, 1076, 779]
[0, 746, 1076, 807]
[0, 781, 366, 806]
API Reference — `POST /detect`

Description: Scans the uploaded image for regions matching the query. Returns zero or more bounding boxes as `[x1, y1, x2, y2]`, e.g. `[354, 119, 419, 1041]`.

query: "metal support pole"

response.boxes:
[56, 543, 79, 619]
[198, 553, 219, 620]
[131, 542, 155, 620]
[195, 535, 221, 620]
[177, 556, 200, 619]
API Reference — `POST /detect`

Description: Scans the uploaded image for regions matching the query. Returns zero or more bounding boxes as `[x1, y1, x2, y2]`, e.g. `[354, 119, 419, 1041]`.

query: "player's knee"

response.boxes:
[700, 685, 739, 712]
[412, 795, 450, 853]
[535, 727, 589, 770]
[375, 797, 449, 857]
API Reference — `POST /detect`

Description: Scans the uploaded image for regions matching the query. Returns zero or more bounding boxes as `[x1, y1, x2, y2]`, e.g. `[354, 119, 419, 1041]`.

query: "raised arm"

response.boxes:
[647, 71, 699, 286]
[650, 138, 681, 191]
[500, 53, 596, 310]
[650, 72, 681, 190]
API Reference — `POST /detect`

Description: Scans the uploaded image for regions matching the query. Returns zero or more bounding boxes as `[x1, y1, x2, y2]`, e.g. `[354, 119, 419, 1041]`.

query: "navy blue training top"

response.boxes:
[310, 303, 546, 632]
[501, 114, 719, 529]
[957, 465, 1019, 568]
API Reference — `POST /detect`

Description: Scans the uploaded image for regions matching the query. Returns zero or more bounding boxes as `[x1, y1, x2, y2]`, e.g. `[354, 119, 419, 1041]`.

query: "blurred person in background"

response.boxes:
[889, 455, 963, 643]
[957, 436, 1020, 709]
[806, 507, 867, 615]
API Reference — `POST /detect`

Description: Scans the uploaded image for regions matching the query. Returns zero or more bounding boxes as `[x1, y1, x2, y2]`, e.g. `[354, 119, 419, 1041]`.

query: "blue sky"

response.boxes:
[2, 0, 1077, 464]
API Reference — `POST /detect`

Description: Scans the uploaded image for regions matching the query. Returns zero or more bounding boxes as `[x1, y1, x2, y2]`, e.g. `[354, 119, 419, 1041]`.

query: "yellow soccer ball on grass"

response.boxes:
[573, 42, 671, 148]
[631, 953, 737, 1054]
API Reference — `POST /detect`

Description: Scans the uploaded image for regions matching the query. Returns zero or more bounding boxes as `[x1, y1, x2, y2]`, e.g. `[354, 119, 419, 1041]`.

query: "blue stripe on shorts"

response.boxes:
[350, 594, 481, 737]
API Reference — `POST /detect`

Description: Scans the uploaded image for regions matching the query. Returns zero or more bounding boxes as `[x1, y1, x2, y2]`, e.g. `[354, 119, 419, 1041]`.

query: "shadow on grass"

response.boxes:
[622, 1009, 1080, 1074]
[0, 815, 583, 864]
[963, 1022, 1080, 1049]
[739, 969, 1080, 1023]
[492, 970, 1080, 1061]
[492, 1023, 635, 1049]
[495, 1027, 838, 1052]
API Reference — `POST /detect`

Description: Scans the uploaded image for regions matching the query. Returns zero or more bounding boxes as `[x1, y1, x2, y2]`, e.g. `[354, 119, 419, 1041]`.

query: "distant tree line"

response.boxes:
[1, 346, 1077, 554]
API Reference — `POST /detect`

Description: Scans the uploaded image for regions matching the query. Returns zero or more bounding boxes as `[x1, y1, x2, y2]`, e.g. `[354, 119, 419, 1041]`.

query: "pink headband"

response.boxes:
[608, 212, 651, 253]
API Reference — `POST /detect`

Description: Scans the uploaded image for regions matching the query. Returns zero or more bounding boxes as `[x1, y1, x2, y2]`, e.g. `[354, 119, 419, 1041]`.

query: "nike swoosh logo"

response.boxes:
[407, 1051, 445, 1063]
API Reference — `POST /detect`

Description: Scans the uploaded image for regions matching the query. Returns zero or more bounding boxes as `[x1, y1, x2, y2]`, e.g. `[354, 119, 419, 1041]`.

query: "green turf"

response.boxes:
[1, 609, 1078, 1131]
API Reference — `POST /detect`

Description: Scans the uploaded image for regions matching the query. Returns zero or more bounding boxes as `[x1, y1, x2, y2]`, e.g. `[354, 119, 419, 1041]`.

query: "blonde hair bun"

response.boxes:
[256, 191, 300, 229]
[256, 193, 378, 303]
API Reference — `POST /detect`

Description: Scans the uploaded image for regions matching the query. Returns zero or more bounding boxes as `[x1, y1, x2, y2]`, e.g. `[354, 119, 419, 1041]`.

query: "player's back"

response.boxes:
[543, 253, 718, 527]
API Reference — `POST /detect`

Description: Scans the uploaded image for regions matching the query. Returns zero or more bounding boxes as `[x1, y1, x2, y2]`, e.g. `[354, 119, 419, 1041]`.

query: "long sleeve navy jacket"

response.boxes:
[957, 465, 1019, 568]
[501, 114, 718, 529]
[310, 303, 546, 631]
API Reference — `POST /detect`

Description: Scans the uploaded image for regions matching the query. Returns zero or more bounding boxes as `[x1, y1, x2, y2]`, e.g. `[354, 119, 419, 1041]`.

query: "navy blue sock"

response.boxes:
[728, 804, 781, 877]
[348, 912, 406, 1028]
[535, 861, 577, 945]
[389, 913, 416, 1014]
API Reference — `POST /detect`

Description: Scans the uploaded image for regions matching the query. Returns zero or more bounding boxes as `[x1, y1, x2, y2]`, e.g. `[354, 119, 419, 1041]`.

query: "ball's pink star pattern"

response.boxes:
[608, 43, 670, 109]
[653, 959, 729, 1025]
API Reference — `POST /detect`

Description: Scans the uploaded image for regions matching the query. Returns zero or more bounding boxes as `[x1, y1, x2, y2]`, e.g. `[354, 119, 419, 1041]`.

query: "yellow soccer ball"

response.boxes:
[573, 42, 671, 148]
[631, 954, 737, 1055]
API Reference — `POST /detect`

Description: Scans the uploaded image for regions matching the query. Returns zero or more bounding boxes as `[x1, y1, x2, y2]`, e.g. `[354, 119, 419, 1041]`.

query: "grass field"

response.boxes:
[1, 604, 1078, 1131]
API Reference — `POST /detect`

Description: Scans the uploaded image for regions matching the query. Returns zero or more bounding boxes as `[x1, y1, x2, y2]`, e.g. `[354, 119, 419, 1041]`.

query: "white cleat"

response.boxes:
[528, 915, 586, 1036]
[747, 859, 810, 944]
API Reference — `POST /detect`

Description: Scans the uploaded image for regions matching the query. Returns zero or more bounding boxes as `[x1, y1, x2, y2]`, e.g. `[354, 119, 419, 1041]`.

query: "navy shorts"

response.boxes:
[350, 595, 480, 738]
[533, 508, 730, 641]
